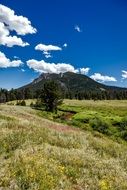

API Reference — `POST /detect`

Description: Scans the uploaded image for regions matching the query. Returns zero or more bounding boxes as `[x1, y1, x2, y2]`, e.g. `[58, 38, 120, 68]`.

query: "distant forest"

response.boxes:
[0, 87, 127, 103]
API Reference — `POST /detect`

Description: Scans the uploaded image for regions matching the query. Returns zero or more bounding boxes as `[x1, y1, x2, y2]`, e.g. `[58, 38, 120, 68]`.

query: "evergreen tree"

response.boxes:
[41, 80, 63, 112]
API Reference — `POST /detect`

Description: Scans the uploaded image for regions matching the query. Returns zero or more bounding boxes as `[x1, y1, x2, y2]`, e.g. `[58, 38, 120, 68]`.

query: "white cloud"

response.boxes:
[35, 44, 62, 52]
[35, 43, 62, 58]
[45, 54, 52, 59]
[79, 68, 90, 75]
[63, 43, 68, 47]
[0, 4, 36, 47]
[0, 51, 23, 68]
[27, 59, 90, 76]
[122, 70, 127, 79]
[75, 25, 82, 32]
[0, 34, 29, 47]
[27, 59, 77, 73]
[0, 22, 28, 47]
[90, 73, 117, 82]
[0, 4, 36, 35]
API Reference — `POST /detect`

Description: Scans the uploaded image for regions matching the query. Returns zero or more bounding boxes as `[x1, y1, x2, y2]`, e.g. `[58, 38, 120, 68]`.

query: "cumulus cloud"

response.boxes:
[79, 68, 90, 75]
[0, 51, 23, 68]
[0, 22, 28, 47]
[0, 4, 36, 35]
[0, 4, 36, 47]
[75, 25, 82, 32]
[27, 59, 90, 76]
[90, 73, 117, 82]
[122, 70, 127, 79]
[35, 43, 62, 58]
[27, 59, 76, 73]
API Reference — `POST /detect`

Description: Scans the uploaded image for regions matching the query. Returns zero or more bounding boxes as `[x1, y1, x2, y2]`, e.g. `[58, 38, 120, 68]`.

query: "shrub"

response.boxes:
[89, 117, 110, 135]
[30, 102, 34, 107]
[16, 100, 26, 106]
[20, 100, 26, 106]
[34, 98, 43, 108]
[117, 117, 127, 141]
[120, 131, 127, 141]
[119, 117, 127, 131]
[16, 100, 20, 105]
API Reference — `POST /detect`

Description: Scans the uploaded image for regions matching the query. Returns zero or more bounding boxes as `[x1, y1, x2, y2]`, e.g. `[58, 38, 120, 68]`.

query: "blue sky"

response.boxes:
[0, 0, 127, 89]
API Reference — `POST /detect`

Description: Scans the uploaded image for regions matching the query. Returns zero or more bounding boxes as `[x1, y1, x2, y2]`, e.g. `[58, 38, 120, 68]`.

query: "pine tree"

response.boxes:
[41, 80, 63, 112]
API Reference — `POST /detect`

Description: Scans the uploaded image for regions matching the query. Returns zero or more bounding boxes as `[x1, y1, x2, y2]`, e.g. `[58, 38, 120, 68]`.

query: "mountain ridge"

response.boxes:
[19, 72, 127, 92]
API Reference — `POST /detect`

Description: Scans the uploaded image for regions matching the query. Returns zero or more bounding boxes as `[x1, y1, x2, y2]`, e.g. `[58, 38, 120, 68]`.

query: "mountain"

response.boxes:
[18, 72, 127, 98]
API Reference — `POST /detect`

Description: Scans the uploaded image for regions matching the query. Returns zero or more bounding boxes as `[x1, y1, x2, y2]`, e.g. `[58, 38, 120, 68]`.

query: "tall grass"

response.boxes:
[0, 104, 127, 189]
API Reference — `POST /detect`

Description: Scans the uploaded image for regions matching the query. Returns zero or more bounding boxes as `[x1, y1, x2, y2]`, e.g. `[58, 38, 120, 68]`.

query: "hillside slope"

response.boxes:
[0, 105, 127, 189]
[19, 72, 127, 93]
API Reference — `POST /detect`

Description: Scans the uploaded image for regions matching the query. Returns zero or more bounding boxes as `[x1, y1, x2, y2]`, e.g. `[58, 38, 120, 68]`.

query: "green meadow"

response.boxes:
[38, 100, 127, 142]
[0, 100, 127, 189]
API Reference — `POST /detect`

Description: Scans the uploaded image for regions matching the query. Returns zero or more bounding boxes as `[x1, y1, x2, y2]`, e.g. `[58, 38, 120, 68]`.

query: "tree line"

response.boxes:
[0, 83, 127, 104]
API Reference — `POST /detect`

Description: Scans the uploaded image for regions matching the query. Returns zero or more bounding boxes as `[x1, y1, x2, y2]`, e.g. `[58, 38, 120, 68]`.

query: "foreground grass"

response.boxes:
[0, 104, 127, 189]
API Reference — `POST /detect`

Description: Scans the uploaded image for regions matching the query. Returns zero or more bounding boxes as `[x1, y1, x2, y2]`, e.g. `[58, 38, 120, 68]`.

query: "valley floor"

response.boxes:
[0, 104, 127, 189]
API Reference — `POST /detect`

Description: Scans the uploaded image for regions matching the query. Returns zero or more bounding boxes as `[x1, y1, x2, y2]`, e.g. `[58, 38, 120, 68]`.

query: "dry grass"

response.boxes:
[0, 104, 127, 189]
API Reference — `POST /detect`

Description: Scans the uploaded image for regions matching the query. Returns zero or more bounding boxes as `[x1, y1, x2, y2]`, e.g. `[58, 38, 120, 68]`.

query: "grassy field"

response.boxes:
[7, 99, 37, 106]
[33, 99, 127, 142]
[0, 100, 127, 189]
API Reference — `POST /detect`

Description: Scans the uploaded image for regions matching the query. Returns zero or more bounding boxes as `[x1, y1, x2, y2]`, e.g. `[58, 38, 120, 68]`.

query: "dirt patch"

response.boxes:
[49, 123, 79, 132]
[60, 112, 74, 121]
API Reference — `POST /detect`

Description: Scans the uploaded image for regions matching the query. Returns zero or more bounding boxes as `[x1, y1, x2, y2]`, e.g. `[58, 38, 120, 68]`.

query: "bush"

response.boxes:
[20, 100, 26, 106]
[30, 102, 34, 107]
[16, 100, 20, 105]
[117, 117, 127, 141]
[120, 131, 127, 141]
[34, 98, 43, 108]
[16, 100, 26, 106]
[119, 117, 127, 131]
[89, 117, 110, 135]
